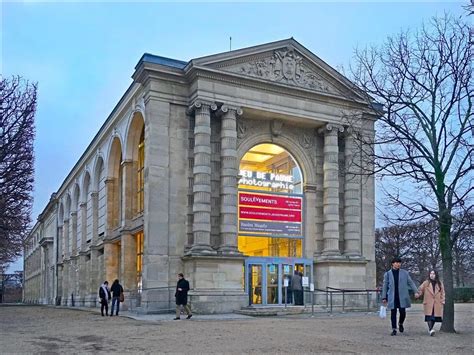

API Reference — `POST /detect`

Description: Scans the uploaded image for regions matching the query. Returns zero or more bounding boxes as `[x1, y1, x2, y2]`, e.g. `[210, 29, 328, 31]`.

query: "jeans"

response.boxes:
[391, 307, 406, 329]
[111, 297, 120, 315]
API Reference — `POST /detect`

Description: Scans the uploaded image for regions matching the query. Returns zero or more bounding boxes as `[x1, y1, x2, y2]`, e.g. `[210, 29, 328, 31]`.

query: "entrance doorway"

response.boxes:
[245, 257, 312, 306]
[238, 143, 310, 306]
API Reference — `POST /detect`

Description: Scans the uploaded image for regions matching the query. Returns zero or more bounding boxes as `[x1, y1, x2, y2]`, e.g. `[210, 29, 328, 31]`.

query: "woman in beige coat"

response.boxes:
[416, 270, 445, 336]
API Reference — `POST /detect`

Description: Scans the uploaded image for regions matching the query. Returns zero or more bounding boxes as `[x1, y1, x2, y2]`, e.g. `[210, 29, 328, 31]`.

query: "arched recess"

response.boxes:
[58, 203, 65, 257]
[92, 155, 106, 237]
[72, 184, 81, 252]
[125, 111, 145, 216]
[237, 133, 316, 186]
[64, 194, 72, 255]
[82, 171, 91, 242]
[107, 136, 123, 230]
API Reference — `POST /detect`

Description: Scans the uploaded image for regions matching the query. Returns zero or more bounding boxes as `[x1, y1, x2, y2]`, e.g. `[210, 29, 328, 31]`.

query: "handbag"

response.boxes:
[119, 292, 124, 303]
[379, 305, 387, 319]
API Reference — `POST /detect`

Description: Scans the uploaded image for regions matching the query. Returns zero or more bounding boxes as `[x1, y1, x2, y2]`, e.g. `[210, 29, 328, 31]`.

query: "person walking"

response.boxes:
[174, 273, 192, 320]
[291, 270, 303, 305]
[416, 270, 445, 336]
[110, 279, 124, 316]
[381, 257, 419, 336]
[98, 281, 111, 317]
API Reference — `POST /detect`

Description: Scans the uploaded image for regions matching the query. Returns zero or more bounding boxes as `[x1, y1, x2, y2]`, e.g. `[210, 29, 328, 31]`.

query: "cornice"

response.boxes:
[187, 65, 372, 110]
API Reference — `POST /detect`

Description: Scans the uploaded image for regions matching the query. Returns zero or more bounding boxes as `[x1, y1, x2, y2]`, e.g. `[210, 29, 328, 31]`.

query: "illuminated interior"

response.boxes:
[238, 143, 303, 258]
[136, 231, 144, 293]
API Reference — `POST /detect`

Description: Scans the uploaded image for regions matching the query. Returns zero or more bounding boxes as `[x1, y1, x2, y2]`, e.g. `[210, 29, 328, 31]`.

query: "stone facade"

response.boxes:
[24, 38, 379, 313]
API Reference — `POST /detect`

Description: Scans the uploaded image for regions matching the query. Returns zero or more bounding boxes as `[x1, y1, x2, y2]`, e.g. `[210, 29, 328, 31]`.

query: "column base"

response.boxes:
[217, 245, 242, 256]
[182, 254, 246, 313]
[186, 244, 217, 256]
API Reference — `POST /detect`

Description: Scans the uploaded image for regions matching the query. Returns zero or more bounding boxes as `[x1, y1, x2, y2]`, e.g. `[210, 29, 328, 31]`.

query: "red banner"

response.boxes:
[239, 206, 302, 222]
[239, 192, 302, 210]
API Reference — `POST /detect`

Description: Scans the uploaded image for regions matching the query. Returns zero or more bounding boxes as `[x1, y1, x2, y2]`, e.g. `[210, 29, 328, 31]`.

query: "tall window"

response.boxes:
[136, 231, 144, 293]
[137, 129, 145, 214]
[238, 143, 303, 257]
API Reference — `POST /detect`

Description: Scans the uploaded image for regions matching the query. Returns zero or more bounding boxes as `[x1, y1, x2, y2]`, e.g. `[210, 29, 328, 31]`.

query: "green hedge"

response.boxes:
[454, 287, 474, 302]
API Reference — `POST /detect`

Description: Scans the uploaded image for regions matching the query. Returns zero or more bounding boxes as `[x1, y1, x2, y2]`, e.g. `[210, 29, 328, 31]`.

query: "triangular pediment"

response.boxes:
[189, 39, 364, 100]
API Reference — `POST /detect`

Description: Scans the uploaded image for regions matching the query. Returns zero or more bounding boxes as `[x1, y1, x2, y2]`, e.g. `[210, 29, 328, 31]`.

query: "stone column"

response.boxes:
[104, 242, 119, 284]
[57, 225, 63, 262]
[89, 247, 100, 305]
[79, 199, 89, 303]
[80, 202, 87, 250]
[319, 123, 343, 256]
[90, 192, 99, 244]
[304, 184, 317, 258]
[62, 260, 69, 305]
[105, 178, 117, 231]
[189, 101, 217, 254]
[78, 252, 87, 305]
[121, 159, 134, 226]
[344, 131, 361, 257]
[121, 233, 137, 291]
[71, 212, 78, 256]
[63, 219, 70, 259]
[218, 105, 242, 255]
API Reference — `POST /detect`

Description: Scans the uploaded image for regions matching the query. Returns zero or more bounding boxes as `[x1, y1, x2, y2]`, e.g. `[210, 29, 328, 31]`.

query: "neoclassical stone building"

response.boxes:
[24, 38, 378, 313]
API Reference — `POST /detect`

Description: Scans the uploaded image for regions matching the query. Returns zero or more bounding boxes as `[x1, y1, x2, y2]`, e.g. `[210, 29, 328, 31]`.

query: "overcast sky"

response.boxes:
[2, 0, 466, 272]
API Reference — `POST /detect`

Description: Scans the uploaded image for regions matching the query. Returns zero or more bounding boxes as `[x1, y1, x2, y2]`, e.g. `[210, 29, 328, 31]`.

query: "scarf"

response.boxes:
[101, 284, 109, 300]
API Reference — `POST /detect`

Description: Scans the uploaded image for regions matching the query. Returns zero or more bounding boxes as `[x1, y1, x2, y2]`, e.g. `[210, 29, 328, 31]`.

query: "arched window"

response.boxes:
[137, 128, 145, 213]
[238, 143, 303, 258]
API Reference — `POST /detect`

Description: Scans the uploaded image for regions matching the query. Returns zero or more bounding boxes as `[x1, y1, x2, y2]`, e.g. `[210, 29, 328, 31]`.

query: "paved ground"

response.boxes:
[0, 303, 472, 354]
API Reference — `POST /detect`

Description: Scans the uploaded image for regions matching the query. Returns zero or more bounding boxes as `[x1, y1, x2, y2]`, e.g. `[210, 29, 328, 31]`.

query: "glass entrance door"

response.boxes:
[245, 257, 313, 306]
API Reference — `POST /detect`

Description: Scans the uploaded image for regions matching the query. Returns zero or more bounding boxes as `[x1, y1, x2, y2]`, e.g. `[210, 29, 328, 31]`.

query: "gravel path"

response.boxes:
[0, 303, 472, 354]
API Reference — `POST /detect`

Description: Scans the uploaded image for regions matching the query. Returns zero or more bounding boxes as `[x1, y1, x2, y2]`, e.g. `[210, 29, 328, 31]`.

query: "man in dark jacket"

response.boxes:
[291, 271, 303, 305]
[110, 279, 124, 316]
[98, 281, 111, 316]
[382, 257, 419, 336]
[174, 273, 192, 320]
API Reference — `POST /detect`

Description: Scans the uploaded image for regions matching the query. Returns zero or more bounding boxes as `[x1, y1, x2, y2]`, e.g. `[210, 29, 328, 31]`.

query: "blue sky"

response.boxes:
[2, 0, 466, 271]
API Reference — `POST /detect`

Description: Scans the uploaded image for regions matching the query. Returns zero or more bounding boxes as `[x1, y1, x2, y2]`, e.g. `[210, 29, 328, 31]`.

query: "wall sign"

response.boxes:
[238, 190, 303, 238]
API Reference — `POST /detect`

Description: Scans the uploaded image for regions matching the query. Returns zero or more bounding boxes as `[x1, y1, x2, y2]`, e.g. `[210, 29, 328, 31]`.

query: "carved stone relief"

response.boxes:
[222, 48, 338, 94]
[237, 120, 247, 139]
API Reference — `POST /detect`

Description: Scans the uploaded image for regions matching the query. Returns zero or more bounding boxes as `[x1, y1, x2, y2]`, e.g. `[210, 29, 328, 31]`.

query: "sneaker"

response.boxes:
[399, 323, 404, 333]
[391, 329, 397, 336]
[430, 329, 435, 336]
[173, 317, 180, 320]
[186, 314, 193, 319]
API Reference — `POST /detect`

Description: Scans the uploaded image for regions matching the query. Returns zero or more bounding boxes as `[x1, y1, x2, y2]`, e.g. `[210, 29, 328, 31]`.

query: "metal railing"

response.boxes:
[281, 286, 381, 316]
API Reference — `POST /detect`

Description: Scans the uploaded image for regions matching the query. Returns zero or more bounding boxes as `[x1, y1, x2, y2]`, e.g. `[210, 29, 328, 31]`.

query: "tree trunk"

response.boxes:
[439, 210, 456, 333]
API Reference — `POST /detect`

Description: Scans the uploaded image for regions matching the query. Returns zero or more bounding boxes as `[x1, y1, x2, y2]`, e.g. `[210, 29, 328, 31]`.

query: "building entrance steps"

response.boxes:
[234, 306, 305, 317]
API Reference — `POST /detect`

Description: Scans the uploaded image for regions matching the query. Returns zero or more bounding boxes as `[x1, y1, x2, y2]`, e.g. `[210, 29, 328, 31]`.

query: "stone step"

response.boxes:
[235, 306, 308, 317]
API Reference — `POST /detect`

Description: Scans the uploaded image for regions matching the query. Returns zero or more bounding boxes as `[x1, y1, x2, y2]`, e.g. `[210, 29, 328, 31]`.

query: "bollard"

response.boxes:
[342, 290, 345, 313]
[330, 292, 333, 313]
[71, 293, 75, 307]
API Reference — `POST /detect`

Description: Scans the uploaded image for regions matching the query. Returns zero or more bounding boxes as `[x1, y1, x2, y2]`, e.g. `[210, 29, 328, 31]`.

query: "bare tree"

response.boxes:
[375, 220, 442, 286]
[350, 15, 473, 332]
[452, 211, 474, 286]
[0, 76, 36, 269]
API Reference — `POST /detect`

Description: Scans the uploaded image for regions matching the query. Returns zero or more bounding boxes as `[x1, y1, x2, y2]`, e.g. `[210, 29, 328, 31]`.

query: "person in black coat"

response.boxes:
[98, 281, 111, 316]
[110, 279, 124, 316]
[174, 273, 192, 320]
